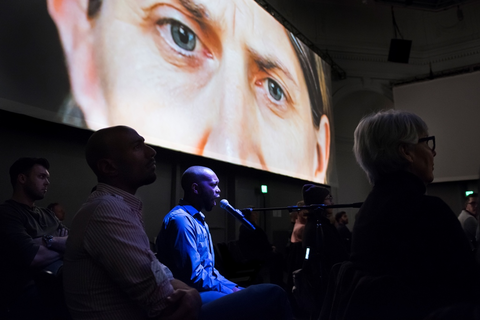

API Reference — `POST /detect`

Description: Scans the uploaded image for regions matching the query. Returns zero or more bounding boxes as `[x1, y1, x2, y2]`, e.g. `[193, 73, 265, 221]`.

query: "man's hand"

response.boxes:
[30, 237, 63, 268]
[57, 227, 69, 237]
[50, 235, 68, 253]
[161, 279, 201, 320]
[232, 286, 241, 292]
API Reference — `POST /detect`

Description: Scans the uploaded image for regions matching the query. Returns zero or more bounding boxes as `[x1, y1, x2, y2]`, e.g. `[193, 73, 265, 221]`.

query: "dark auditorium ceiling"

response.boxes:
[374, 0, 480, 11]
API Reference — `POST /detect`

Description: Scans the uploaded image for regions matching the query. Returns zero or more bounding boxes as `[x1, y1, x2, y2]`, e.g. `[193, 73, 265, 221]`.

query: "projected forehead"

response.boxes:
[52, 0, 331, 183]
[99, 0, 309, 122]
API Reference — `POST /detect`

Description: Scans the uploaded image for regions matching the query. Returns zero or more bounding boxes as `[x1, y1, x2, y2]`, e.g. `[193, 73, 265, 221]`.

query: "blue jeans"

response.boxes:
[200, 284, 293, 320]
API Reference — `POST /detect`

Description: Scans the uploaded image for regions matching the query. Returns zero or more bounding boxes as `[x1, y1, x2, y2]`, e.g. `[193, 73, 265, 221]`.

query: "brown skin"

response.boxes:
[182, 166, 221, 213]
[162, 280, 202, 320]
[181, 166, 241, 292]
[89, 126, 157, 195]
[88, 126, 202, 319]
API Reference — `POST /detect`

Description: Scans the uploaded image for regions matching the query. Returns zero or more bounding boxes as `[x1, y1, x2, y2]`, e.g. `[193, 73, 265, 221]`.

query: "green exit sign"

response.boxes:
[261, 185, 268, 194]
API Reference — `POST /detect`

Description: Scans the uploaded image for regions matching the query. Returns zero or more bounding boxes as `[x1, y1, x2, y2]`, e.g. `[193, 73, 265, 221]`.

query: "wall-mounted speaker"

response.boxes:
[388, 39, 412, 63]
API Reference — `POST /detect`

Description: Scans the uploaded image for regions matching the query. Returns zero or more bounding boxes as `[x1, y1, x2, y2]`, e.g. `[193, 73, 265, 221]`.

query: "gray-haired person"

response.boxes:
[329, 110, 480, 320]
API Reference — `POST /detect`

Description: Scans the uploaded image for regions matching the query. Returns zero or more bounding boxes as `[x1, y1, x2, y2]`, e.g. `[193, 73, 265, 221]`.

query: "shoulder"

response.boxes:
[165, 206, 193, 222]
[421, 195, 464, 229]
[421, 195, 453, 213]
[164, 209, 196, 230]
[0, 200, 23, 213]
[0, 201, 29, 223]
[78, 194, 135, 223]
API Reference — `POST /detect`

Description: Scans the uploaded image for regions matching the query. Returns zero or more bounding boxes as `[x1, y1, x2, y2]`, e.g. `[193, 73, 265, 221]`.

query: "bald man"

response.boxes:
[65, 127, 292, 320]
[156, 166, 239, 304]
[63, 126, 201, 320]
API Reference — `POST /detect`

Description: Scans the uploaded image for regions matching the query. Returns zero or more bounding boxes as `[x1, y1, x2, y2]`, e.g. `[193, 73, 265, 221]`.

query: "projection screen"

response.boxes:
[0, 0, 334, 184]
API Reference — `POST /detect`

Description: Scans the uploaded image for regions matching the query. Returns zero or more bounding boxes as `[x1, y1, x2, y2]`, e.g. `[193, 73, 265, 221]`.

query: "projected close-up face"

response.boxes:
[48, 0, 331, 183]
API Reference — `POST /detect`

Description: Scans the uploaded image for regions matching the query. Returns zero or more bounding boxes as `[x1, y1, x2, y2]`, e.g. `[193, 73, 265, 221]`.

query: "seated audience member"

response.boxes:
[238, 208, 284, 287]
[64, 126, 293, 320]
[0, 157, 68, 320]
[286, 201, 308, 282]
[291, 201, 308, 244]
[341, 109, 479, 320]
[48, 202, 67, 221]
[286, 201, 308, 314]
[156, 166, 240, 303]
[335, 211, 352, 254]
[458, 193, 478, 249]
[298, 185, 348, 318]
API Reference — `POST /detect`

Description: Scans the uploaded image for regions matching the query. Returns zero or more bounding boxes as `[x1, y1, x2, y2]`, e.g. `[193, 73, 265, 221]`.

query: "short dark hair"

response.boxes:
[335, 211, 346, 223]
[9, 157, 50, 187]
[465, 193, 478, 207]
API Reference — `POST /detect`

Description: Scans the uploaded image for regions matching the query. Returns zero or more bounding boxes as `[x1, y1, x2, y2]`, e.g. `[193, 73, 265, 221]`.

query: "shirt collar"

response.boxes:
[178, 199, 205, 222]
[93, 183, 143, 212]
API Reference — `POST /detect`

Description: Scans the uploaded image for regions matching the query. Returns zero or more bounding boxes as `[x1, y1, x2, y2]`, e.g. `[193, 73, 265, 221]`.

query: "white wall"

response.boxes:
[394, 71, 480, 182]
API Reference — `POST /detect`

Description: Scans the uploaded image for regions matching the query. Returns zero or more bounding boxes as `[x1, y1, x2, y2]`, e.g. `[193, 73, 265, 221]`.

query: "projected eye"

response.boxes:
[255, 76, 291, 117]
[150, 5, 218, 72]
[267, 79, 284, 101]
[171, 21, 196, 51]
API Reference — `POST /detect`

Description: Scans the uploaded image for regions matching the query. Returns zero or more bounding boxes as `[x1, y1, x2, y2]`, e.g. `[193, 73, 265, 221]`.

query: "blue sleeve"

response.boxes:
[166, 215, 235, 294]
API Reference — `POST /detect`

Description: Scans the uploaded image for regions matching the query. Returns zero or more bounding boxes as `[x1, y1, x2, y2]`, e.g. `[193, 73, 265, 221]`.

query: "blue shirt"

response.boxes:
[156, 199, 237, 294]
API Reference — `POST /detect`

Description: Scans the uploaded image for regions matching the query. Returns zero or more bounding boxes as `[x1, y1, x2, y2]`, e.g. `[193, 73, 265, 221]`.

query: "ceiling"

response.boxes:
[374, 0, 480, 11]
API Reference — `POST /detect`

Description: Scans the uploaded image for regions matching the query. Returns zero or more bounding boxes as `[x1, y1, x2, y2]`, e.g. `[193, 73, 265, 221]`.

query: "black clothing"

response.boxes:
[238, 223, 284, 287]
[298, 212, 349, 319]
[350, 171, 480, 319]
[238, 223, 273, 262]
[336, 224, 352, 254]
[0, 199, 63, 316]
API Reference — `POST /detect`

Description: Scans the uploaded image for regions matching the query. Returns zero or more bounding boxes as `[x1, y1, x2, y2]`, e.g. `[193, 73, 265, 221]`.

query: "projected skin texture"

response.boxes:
[48, 0, 331, 183]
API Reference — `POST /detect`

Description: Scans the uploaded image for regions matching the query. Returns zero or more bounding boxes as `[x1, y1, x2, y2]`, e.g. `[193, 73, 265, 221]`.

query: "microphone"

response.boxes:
[220, 199, 256, 231]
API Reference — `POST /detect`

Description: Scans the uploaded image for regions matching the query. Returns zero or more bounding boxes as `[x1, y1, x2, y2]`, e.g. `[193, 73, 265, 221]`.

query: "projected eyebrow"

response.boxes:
[250, 50, 296, 85]
[179, 0, 209, 20]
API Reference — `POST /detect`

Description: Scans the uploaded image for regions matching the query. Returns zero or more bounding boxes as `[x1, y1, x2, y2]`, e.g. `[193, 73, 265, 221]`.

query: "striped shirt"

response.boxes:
[64, 183, 174, 320]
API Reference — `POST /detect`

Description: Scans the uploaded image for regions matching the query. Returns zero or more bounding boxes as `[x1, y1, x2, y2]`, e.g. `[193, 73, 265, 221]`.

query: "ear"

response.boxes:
[314, 114, 330, 183]
[17, 174, 27, 185]
[97, 159, 118, 177]
[191, 183, 200, 195]
[399, 143, 414, 163]
[47, 0, 109, 128]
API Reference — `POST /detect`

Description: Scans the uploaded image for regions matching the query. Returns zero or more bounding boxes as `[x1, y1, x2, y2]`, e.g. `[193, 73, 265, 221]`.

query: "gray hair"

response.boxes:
[353, 109, 428, 183]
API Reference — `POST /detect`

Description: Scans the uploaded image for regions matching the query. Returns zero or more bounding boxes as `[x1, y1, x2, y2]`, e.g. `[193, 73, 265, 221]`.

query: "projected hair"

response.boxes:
[353, 109, 428, 184]
[288, 33, 329, 128]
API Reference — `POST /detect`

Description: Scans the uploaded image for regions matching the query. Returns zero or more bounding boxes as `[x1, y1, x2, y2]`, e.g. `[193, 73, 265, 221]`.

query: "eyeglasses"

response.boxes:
[418, 136, 435, 151]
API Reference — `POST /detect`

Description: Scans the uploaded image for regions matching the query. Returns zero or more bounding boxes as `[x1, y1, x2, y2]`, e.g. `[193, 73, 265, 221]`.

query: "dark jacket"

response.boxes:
[349, 171, 479, 319]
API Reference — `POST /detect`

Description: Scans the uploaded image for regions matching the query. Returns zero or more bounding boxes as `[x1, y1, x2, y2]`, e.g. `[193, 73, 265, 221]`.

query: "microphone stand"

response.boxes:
[239, 202, 363, 213]
[240, 202, 363, 314]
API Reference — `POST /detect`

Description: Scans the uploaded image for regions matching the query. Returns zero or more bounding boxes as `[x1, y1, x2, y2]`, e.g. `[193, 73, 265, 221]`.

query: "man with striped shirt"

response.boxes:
[63, 126, 202, 320]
